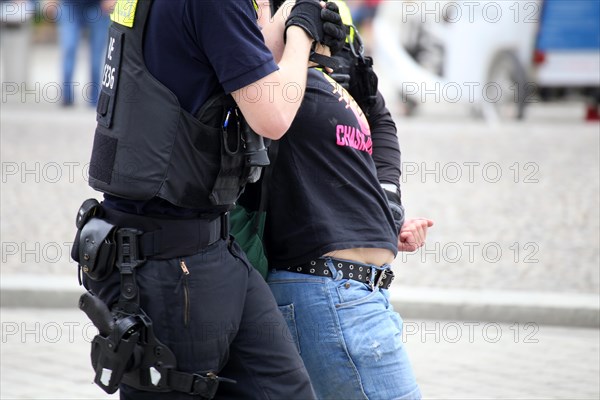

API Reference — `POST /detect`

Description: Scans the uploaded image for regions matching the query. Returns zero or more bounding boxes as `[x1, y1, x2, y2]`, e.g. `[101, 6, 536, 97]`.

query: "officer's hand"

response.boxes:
[398, 218, 434, 252]
[321, 2, 347, 55]
[285, 0, 328, 43]
[330, 72, 351, 90]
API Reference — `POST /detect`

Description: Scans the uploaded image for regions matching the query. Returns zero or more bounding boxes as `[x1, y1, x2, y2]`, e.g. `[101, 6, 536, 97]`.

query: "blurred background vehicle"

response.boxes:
[372, 0, 600, 122]
[532, 0, 600, 120]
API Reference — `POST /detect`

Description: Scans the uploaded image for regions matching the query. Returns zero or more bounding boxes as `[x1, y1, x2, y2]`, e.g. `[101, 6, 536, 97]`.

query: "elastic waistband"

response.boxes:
[102, 207, 228, 260]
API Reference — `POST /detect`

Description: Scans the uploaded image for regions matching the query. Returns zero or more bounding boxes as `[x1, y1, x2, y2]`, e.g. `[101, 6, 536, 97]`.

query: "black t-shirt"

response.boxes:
[103, 0, 278, 217]
[265, 69, 398, 267]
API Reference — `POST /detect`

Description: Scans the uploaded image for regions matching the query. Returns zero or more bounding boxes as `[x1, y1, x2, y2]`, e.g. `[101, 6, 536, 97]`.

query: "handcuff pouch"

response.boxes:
[79, 218, 117, 282]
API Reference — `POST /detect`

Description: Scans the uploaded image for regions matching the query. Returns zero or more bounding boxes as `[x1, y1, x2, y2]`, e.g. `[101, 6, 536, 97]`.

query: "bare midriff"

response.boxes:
[323, 248, 395, 266]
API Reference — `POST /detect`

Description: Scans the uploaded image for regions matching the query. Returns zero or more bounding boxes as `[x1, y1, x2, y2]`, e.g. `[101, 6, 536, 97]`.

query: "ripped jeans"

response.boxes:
[267, 265, 421, 400]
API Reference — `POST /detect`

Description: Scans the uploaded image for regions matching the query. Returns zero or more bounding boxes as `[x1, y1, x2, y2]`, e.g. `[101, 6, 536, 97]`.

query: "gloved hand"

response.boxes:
[321, 2, 347, 55]
[285, 0, 344, 50]
[285, 0, 325, 42]
[383, 188, 405, 235]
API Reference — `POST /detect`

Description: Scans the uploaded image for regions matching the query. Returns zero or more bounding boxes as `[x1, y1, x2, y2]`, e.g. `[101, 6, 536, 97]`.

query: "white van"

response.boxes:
[373, 0, 599, 121]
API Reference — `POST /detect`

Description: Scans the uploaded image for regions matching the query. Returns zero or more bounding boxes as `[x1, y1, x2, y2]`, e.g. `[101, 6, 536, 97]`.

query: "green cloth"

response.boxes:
[229, 204, 268, 279]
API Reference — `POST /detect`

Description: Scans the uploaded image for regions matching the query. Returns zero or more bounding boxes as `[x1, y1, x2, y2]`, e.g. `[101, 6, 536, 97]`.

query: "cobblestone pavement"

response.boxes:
[1, 308, 599, 399]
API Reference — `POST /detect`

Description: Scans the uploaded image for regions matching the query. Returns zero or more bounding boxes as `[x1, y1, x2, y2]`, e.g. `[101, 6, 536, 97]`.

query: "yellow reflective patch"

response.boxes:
[110, 0, 139, 28]
[331, 0, 353, 43]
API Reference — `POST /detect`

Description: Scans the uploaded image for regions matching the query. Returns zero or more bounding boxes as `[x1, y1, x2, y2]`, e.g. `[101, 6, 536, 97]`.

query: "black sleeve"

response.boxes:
[368, 91, 402, 190]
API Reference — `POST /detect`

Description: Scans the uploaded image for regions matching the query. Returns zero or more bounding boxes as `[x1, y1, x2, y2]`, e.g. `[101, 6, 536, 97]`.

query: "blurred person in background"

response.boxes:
[0, 0, 33, 87]
[55, 0, 112, 106]
[349, 0, 381, 52]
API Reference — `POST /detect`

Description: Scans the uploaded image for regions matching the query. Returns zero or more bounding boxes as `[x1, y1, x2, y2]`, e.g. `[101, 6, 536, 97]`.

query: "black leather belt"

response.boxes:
[103, 207, 228, 260]
[275, 258, 395, 290]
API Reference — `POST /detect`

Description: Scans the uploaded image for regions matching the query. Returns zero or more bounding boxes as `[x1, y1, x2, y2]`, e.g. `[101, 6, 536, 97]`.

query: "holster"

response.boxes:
[81, 291, 221, 397]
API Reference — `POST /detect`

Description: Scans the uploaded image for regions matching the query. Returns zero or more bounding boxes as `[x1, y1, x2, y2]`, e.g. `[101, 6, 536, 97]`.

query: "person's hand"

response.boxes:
[398, 218, 434, 252]
[321, 2, 346, 55]
[285, 0, 341, 44]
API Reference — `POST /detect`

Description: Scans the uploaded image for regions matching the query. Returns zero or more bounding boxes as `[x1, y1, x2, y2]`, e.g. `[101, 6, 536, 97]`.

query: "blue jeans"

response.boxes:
[267, 261, 421, 400]
[58, 1, 110, 105]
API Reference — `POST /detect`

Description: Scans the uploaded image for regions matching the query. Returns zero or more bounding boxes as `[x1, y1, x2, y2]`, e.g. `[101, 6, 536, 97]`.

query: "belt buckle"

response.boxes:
[190, 372, 220, 397]
[366, 268, 378, 291]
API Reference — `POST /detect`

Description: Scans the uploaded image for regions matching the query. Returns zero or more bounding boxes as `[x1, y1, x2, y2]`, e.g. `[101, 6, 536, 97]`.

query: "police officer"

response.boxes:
[76, 0, 345, 399]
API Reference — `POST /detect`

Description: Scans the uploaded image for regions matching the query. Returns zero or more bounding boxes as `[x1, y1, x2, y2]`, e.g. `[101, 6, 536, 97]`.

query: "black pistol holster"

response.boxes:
[73, 199, 227, 398]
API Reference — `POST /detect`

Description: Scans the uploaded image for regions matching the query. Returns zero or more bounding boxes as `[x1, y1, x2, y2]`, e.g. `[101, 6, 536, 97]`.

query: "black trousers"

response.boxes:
[85, 238, 315, 400]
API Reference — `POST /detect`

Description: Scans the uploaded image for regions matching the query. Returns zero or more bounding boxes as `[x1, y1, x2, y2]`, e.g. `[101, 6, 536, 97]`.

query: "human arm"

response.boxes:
[234, 0, 342, 139]
[260, 0, 346, 63]
[257, 0, 287, 62]
[233, 26, 312, 140]
[367, 91, 409, 237]
[369, 91, 402, 187]
[241, 0, 344, 140]
[369, 90, 435, 252]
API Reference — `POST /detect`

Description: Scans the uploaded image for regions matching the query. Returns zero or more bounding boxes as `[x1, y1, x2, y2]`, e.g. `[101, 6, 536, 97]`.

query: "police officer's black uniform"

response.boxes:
[71, 0, 346, 398]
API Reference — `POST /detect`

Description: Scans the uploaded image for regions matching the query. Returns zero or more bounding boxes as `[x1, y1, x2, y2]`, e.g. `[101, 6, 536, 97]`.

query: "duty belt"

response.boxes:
[102, 207, 229, 260]
[276, 257, 395, 290]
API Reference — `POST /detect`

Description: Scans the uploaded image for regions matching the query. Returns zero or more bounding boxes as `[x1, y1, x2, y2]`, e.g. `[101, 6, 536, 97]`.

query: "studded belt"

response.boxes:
[275, 257, 395, 290]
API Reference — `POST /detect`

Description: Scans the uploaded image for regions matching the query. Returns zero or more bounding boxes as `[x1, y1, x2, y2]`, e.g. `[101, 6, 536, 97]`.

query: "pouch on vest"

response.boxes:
[211, 105, 249, 206]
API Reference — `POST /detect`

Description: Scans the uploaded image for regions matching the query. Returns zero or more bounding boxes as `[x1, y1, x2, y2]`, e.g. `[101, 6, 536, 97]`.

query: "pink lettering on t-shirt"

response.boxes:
[336, 125, 373, 154]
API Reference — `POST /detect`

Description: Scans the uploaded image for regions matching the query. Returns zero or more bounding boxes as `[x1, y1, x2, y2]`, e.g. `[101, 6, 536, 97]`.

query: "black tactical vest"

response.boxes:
[89, 0, 250, 210]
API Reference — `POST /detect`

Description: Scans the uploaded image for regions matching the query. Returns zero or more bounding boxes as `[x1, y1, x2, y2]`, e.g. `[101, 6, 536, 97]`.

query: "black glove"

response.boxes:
[384, 188, 405, 235]
[285, 0, 326, 43]
[321, 2, 347, 55]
